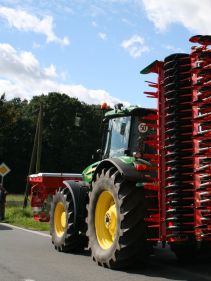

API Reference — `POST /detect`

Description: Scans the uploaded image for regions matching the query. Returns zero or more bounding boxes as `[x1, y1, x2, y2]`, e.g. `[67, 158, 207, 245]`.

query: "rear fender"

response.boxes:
[62, 180, 89, 227]
[93, 158, 146, 182]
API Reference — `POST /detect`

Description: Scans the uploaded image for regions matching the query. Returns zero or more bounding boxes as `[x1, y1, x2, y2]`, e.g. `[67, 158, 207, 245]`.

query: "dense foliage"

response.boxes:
[0, 93, 103, 193]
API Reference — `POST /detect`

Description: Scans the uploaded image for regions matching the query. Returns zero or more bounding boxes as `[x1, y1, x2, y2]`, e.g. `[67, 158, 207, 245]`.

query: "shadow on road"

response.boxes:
[0, 223, 13, 231]
[61, 243, 211, 281]
[123, 246, 211, 281]
[62, 248, 91, 257]
[73, 249, 91, 257]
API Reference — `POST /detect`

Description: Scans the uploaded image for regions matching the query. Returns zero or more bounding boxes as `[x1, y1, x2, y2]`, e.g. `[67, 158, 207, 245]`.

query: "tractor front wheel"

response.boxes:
[50, 187, 82, 252]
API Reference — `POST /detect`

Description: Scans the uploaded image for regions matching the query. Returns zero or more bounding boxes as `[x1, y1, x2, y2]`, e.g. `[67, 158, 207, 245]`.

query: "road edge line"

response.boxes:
[0, 223, 51, 238]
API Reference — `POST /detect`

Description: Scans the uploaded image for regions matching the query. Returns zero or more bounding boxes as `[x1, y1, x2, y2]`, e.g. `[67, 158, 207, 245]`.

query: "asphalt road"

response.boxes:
[0, 223, 211, 281]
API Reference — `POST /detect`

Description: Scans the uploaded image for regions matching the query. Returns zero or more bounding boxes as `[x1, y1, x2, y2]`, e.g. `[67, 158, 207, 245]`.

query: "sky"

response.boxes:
[0, 0, 210, 108]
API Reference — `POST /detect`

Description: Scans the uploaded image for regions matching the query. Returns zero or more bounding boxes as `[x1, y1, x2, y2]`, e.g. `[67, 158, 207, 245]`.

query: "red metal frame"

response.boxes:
[190, 36, 211, 241]
[141, 60, 166, 242]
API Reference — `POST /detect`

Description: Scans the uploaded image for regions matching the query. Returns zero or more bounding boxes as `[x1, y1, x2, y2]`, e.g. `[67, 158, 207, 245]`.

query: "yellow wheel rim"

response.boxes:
[95, 191, 117, 249]
[54, 202, 67, 237]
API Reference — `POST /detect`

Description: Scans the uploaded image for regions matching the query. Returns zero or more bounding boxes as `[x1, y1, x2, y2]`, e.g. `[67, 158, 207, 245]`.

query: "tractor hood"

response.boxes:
[82, 161, 100, 183]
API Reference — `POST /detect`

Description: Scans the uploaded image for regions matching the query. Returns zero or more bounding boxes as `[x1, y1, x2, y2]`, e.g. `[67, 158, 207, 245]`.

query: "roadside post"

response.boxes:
[0, 162, 10, 220]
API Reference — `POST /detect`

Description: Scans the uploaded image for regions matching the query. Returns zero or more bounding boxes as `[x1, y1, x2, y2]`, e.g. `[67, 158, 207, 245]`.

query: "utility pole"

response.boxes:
[23, 104, 43, 208]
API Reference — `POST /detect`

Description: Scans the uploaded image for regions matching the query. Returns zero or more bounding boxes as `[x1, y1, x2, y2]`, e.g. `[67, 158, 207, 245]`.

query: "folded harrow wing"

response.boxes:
[141, 35, 211, 257]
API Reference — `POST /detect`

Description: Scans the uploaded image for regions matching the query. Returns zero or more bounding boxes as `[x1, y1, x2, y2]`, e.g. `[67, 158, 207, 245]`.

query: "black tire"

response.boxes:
[87, 167, 147, 269]
[50, 187, 83, 252]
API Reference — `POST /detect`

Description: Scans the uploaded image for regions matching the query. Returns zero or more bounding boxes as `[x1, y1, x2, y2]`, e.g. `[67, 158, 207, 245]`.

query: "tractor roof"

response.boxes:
[105, 105, 155, 119]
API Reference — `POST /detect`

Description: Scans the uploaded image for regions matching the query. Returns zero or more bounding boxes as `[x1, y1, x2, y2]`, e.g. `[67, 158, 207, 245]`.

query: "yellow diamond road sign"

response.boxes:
[0, 162, 11, 176]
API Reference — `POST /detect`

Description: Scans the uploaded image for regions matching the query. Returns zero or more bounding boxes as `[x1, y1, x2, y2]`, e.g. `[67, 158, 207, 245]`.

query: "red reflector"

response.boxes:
[134, 163, 148, 171]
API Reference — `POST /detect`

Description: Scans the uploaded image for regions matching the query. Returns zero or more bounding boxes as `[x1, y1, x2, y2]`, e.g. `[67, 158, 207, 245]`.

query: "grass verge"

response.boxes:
[2, 194, 50, 231]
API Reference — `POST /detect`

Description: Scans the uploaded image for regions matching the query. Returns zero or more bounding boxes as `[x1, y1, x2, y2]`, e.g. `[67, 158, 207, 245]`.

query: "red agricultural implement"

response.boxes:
[28, 35, 211, 268]
[29, 173, 82, 221]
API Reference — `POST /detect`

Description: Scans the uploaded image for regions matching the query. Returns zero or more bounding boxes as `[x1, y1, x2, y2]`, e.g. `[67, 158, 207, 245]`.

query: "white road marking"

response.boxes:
[1, 223, 51, 238]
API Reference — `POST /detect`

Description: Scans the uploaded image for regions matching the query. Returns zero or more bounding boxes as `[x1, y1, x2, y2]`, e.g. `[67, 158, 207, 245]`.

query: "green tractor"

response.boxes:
[49, 104, 157, 269]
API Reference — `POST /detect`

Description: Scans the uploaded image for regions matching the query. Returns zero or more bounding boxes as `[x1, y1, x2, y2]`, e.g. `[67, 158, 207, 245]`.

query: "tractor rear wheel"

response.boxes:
[50, 187, 83, 252]
[87, 168, 147, 269]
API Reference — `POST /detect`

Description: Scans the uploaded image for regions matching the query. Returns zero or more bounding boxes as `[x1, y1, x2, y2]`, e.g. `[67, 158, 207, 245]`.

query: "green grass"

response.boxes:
[3, 194, 50, 231]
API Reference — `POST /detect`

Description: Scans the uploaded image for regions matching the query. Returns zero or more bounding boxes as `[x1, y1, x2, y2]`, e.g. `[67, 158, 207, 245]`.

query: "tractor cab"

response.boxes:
[102, 104, 156, 160]
[82, 104, 157, 183]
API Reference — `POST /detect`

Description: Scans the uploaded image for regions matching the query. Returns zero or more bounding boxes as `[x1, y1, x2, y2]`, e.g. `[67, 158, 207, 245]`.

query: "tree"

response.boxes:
[0, 92, 103, 193]
[0, 95, 32, 193]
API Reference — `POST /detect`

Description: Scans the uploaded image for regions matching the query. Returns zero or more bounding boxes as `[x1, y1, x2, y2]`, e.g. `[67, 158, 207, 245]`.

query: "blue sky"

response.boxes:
[0, 0, 210, 108]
